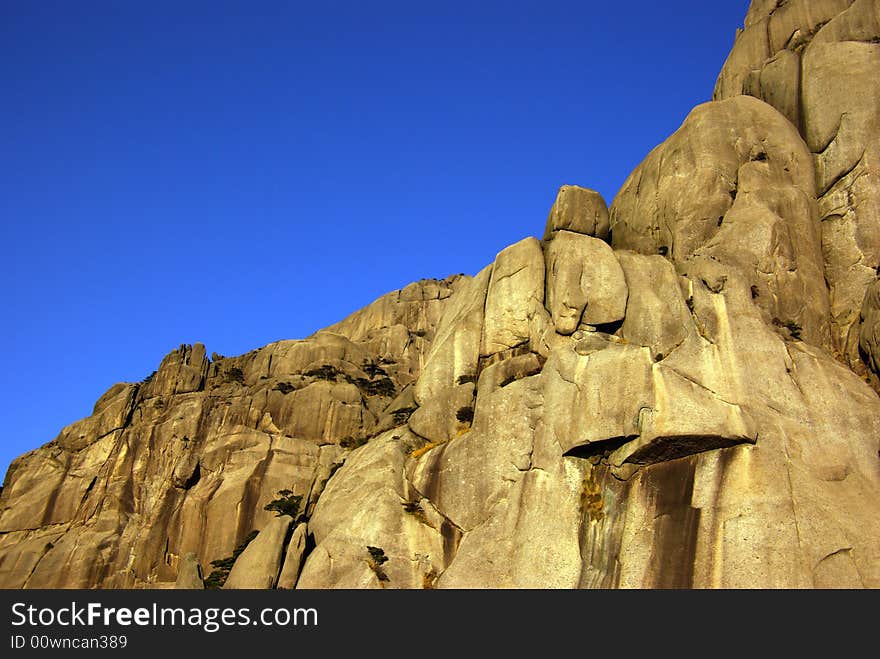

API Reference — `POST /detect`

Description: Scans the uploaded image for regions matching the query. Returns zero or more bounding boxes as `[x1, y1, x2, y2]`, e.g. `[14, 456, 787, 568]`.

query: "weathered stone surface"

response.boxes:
[2, 2, 880, 591]
[149, 343, 210, 397]
[805, 39, 880, 367]
[174, 552, 204, 589]
[714, 0, 880, 376]
[544, 231, 628, 334]
[409, 266, 491, 443]
[610, 95, 830, 349]
[0, 277, 459, 588]
[616, 251, 690, 358]
[714, 0, 853, 105]
[298, 431, 450, 589]
[224, 514, 293, 589]
[482, 238, 544, 356]
[803, 40, 879, 195]
[543, 185, 610, 241]
[276, 523, 308, 589]
[476, 352, 543, 393]
[860, 278, 880, 375]
[543, 344, 654, 456]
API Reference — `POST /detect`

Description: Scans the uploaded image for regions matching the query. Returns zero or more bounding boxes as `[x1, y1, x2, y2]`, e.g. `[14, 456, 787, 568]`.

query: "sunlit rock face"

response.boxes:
[714, 0, 880, 383]
[2, 0, 880, 589]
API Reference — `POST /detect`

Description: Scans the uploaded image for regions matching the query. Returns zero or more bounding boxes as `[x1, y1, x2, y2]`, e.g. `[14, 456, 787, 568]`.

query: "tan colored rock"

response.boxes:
[610, 95, 830, 349]
[476, 352, 543, 393]
[409, 371, 584, 588]
[803, 39, 880, 366]
[409, 266, 491, 443]
[755, 49, 802, 129]
[616, 251, 690, 358]
[481, 237, 544, 356]
[174, 552, 204, 589]
[860, 278, 880, 375]
[714, 0, 880, 374]
[713, 0, 852, 104]
[224, 514, 293, 589]
[544, 231, 627, 334]
[55, 383, 137, 452]
[0, 272, 455, 588]
[803, 40, 880, 195]
[609, 365, 758, 467]
[2, 2, 880, 592]
[811, 0, 880, 46]
[543, 185, 610, 241]
[148, 343, 210, 397]
[276, 523, 308, 589]
[297, 431, 450, 589]
[543, 344, 654, 457]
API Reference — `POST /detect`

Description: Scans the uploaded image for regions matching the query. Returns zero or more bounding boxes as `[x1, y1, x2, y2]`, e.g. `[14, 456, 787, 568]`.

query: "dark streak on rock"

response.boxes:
[642, 457, 700, 589]
[626, 434, 752, 466]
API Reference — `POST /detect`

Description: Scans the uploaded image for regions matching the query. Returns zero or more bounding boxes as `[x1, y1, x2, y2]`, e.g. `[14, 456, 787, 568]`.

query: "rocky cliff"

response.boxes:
[2, 0, 879, 589]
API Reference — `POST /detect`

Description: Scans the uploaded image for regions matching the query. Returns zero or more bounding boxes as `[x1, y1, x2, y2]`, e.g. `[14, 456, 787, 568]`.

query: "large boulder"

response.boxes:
[543, 185, 611, 241]
[224, 515, 293, 589]
[543, 231, 628, 334]
[714, 0, 880, 374]
[610, 95, 830, 349]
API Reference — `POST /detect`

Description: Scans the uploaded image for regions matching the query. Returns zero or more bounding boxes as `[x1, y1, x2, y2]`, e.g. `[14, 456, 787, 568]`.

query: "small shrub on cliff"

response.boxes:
[580, 471, 605, 522]
[361, 360, 388, 379]
[772, 318, 803, 340]
[784, 321, 802, 340]
[264, 489, 302, 519]
[304, 364, 339, 381]
[456, 406, 474, 424]
[273, 381, 295, 394]
[340, 436, 368, 450]
[422, 569, 438, 589]
[366, 546, 390, 583]
[204, 530, 259, 589]
[225, 367, 245, 384]
[355, 376, 396, 398]
[402, 500, 429, 525]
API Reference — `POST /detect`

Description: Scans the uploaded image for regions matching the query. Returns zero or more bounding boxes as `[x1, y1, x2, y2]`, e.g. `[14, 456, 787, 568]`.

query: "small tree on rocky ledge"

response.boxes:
[264, 489, 303, 519]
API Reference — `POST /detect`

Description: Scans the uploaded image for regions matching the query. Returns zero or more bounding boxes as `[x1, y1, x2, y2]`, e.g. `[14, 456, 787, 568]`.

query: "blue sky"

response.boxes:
[0, 0, 750, 478]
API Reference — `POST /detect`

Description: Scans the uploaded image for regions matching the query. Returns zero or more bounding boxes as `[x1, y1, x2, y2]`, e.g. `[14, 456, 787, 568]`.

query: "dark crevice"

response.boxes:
[83, 476, 97, 496]
[644, 457, 700, 589]
[181, 463, 201, 490]
[498, 355, 545, 387]
[440, 518, 462, 567]
[122, 385, 141, 429]
[625, 434, 753, 466]
[291, 529, 318, 589]
[563, 436, 635, 461]
[590, 318, 625, 335]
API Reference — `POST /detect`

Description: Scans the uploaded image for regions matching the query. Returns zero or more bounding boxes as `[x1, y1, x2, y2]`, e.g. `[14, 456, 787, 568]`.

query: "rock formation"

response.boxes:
[1, 1, 879, 588]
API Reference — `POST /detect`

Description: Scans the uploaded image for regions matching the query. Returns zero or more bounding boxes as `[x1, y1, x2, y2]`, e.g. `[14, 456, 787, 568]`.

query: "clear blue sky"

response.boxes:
[0, 0, 750, 479]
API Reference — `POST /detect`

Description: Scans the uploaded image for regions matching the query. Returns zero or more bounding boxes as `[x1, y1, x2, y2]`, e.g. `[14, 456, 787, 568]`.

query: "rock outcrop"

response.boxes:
[1, 1, 879, 589]
[714, 0, 880, 380]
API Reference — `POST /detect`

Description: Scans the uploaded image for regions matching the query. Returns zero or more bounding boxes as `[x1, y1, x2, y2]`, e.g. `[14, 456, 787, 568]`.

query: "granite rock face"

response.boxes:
[1, 1, 879, 589]
[714, 0, 880, 380]
[0, 278, 461, 588]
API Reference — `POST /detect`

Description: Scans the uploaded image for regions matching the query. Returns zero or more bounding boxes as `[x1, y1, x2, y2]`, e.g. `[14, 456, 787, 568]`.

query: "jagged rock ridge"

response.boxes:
[1, 0, 879, 588]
